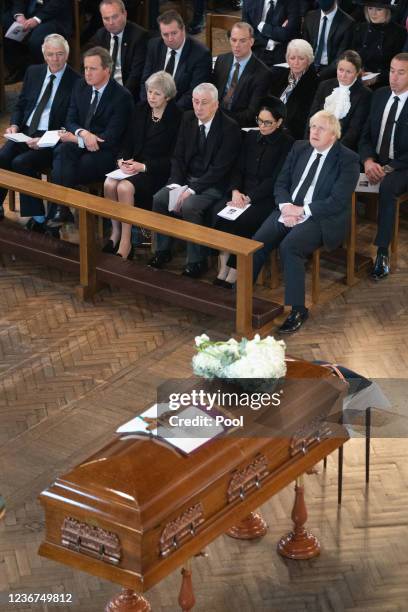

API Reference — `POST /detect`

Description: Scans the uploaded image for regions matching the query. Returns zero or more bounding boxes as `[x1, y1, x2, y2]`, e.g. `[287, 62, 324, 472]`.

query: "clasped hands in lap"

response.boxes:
[280, 203, 305, 228]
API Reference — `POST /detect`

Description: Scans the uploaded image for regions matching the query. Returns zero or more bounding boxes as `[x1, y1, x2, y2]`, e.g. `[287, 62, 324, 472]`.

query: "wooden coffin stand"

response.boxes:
[38, 361, 349, 611]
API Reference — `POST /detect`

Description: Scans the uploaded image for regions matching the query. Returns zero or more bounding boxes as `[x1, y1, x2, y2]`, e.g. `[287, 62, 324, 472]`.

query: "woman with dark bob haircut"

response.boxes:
[308, 50, 372, 151]
[212, 97, 294, 288]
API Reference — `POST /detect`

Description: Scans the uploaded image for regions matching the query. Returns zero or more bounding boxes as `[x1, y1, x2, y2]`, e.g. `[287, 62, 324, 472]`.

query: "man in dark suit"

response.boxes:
[213, 21, 271, 127]
[86, 0, 147, 101]
[140, 9, 212, 110]
[148, 83, 242, 278]
[2, 0, 72, 76]
[0, 34, 79, 229]
[253, 110, 360, 333]
[302, 0, 354, 80]
[359, 53, 408, 280]
[48, 46, 134, 226]
[242, 0, 301, 66]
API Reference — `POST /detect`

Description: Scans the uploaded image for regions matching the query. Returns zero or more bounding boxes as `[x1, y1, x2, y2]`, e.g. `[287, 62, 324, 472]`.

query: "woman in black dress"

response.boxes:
[269, 38, 318, 140]
[308, 50, 372, 151]
[212, 97, 294, 288]
[103, 71, 181, 259]
[351, 0, 406, 88]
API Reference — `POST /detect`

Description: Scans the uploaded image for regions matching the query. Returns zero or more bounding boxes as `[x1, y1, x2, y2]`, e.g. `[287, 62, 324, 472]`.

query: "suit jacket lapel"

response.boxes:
[122, 25, 130, 68]
[313, 142, 339, 197]
[293, 146, 313, 191]
[219, 54, 233, 96]
[311, 11, 321, 48]
[92, 79, 113, 120]
[159, 40, 167, 71]
[49, 66, 69, 125]
[30, 65, 47, 116]
[204, 111, 220, 166]
[233, 55, 254, 100]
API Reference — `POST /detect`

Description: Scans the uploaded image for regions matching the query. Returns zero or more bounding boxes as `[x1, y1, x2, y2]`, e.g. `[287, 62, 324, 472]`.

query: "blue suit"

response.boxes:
[253, 140, 360, 306]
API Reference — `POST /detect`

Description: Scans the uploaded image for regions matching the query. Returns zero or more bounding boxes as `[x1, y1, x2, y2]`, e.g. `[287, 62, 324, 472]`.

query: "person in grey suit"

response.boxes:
[252, 110, 360, 333]
[359, 53, 408, 280]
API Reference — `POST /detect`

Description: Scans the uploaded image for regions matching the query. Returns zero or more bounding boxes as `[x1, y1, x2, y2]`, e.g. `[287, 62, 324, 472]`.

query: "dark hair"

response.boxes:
[83, 46, 113, 70]
[337, 50, 362, 73]
[157, 9, 184, 29]
[393, 52, 408, 63]
[258, 96, 287, 121]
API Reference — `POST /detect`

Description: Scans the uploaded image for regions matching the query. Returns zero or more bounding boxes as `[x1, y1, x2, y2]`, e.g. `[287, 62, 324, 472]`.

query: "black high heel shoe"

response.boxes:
[115, 245, 134, 261]
[102, 239, 119, 254]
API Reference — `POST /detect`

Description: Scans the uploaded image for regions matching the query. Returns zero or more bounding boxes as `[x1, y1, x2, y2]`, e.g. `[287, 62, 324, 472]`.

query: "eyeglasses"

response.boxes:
[256, 117, 277, 127]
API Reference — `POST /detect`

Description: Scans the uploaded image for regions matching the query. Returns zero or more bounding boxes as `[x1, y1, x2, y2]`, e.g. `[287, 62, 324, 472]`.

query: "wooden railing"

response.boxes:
[0, 169, 268, 335]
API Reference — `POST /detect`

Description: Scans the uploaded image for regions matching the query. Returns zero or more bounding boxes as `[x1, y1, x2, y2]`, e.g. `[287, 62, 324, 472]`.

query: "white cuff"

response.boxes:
[33, 16, 41, 23]
[78, 136, 85, 149]
[303, 203, 311, 217]
[257, 21, 265, 33]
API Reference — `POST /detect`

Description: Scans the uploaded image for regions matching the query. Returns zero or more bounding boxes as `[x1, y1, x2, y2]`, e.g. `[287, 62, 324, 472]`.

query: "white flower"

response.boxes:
[195, 333, 210, 347]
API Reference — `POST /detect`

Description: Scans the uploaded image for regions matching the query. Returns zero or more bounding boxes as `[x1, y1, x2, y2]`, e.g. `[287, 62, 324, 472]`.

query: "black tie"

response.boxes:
[198, 124, 206, 157]
[28, 74, 56, 136]
[314, 16, 328, 67]
[165, 49, 176, 75]
[294, 153, 322, 206]
[111, 35, 119, 75]
[265, 0, 275, 24]
[378, 96, 400, 165]
[84, 90, 99, 130]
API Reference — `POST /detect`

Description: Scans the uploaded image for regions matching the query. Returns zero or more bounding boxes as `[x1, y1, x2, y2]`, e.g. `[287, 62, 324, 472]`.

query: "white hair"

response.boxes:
[42, 34, 70, 56]
[286, 38, 314, 65]
[192, 82, 218, 102]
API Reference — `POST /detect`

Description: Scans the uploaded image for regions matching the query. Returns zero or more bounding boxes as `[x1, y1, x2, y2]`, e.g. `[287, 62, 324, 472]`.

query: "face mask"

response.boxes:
[318, 0, 335, 11]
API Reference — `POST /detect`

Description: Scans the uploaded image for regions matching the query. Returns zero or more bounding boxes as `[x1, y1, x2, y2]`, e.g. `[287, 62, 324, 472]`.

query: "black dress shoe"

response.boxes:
[102, 239, 118, 254]
[370, 253, 389, 280]
[213, 277, 234, 289]
[182, 260, 208, 279]
[44, 225, 61, 239]
[0, 206, 4, 220]
[148, 251, 172, 269]
[230, 0, 242, 10]
[115, 246, 134, 261]
[24, 218, 46, 233]
[278, 309, 309, 334]
[47, 206, 74, 226]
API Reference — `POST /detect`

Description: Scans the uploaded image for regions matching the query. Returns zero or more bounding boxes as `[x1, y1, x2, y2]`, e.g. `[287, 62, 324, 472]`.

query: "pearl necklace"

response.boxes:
[151, 110, 162, 123]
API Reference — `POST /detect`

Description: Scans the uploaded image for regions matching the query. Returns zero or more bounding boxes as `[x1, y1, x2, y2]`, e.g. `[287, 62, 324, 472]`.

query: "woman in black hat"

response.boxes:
[211, 97, 294, 288]
[351, 1, 406, 88]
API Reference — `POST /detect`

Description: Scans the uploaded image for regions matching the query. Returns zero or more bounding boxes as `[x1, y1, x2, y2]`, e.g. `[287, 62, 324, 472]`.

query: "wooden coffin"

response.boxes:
[38, 360, 349, 593]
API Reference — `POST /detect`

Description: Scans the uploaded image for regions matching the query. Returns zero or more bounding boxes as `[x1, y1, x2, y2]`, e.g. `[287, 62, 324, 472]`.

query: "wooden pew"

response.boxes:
[0, 170, 283, 335]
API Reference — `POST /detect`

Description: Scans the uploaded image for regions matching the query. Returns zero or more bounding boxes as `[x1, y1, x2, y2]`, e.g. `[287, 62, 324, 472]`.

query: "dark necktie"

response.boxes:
[84, 90, 99, 130]
[165, 49, 176, 75]
[111, 35, 119, 75]
[378, 96, 400, 165]
[314, 16, 328, 67]
[265, 0, 275, 24]
[198, 124, 207, 157]
[28, 73, 56, 136]
[222, 61, 240, 110]
[294, 153, 322, 206]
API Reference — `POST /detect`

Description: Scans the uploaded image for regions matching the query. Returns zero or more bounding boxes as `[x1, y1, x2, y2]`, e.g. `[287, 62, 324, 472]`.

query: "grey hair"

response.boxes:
[145, 70, 177, 100]
[230, 21, 254, 38]
[192, 82, 218, 101]
[309, 110, 341, 140]
[286, 38, 314, 65]
[42, 34, 70, 56]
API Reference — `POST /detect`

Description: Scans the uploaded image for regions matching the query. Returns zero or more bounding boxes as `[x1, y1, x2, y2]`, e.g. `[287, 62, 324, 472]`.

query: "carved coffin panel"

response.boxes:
[227, 454, 269, 503]
[290, 415, 334, 457]
[159, 503, 205, 558]
[61, 517, 121, 565]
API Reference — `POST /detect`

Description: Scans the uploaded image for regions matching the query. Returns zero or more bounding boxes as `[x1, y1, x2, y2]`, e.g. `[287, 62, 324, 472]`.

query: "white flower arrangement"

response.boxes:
[192, 334, 286, 387]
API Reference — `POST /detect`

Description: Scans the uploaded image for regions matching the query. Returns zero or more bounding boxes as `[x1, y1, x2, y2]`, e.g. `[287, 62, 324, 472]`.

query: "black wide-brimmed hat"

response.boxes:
[257, 96, 287, 120]
[353, 0, 397, 10]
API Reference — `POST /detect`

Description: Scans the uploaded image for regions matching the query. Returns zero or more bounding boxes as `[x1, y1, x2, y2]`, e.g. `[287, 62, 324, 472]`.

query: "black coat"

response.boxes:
[66, 78, 135, 156]
[359, 86, 408, 171]
[270, 64, 318, 139]
[11, 0, 72, 34]
[308, 78, 372, 151]
[10, 63, 80, 129]
[140, 36, 212, 110]
[170, 110, 242, 194]
[302, 8, 355, 80]
[212, 53, 271, 127]
[352, 21, 406, 87]
[88, 21, 148, 100]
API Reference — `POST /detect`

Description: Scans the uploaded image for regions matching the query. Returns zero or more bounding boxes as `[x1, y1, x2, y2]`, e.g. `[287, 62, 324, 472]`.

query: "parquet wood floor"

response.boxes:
[1, 24, 408, 612]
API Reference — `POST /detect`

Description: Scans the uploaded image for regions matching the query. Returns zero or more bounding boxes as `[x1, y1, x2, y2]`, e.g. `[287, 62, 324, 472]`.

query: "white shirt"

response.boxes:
[198, 117, 214, 137]
[26, 65, 67, 132]
[316, 5, 338, 66]
[164, 39, 186, 77]
[376, 90, 408, 160]
[279, 144, 334, 223]
[258, 0, 279, 52]
[109, 30, 124, 85]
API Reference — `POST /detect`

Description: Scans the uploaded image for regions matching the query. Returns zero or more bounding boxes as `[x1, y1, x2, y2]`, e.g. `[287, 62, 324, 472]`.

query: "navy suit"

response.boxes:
[359, 87, 408, 248]
[0, 63, 80, 216]
[253, 140, 360, 306]
[140, 36, 212, 110]
[242, 0, 301, 65]
[51, 78, 134, 193]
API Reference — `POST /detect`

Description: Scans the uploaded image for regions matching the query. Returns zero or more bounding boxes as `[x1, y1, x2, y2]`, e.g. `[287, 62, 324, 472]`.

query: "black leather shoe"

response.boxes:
[24, 218, 46, 233]
[213, 277, 234, 289]
[278, 309, 309, 334]
[230, 0, 242, 10]
[0, 206, 4, 220]
[148, 251, 172, 269]
[182, 260, 208, 279]
[47, 206, 74, 226]
[102, 239, 118, 254]
[370, 253, 389, 280]
[44, 225, 61, 239]
[115, 245, 134, 261]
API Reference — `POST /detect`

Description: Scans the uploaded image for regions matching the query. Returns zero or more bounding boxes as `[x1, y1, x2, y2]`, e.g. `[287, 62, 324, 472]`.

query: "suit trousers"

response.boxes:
[253, 210, 323, 306]
[0, 140, 53, 216]
[152, 185, 222, 263]
[375, 169, 408, 248]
